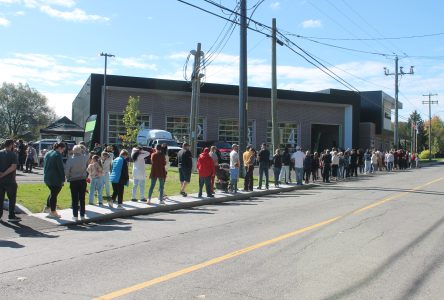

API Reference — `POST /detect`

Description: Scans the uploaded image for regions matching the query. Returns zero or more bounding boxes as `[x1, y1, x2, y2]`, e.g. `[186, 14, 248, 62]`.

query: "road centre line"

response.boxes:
[94, 175, 444, 300]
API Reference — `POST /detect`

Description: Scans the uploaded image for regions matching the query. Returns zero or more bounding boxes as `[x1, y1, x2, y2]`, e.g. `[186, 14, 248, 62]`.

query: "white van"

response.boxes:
[136, 129, 173, 146]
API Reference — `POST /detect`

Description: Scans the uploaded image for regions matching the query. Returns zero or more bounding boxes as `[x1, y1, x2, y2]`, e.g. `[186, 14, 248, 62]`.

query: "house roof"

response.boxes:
[40, 116, 84, 137]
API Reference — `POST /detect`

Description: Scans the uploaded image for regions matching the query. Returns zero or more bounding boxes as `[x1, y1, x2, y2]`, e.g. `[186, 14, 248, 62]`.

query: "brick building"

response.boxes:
[72, 74, 396, 152]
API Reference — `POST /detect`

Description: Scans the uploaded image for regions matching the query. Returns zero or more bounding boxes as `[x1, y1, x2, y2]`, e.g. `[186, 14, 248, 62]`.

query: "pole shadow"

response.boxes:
[324, 216, 444, 299]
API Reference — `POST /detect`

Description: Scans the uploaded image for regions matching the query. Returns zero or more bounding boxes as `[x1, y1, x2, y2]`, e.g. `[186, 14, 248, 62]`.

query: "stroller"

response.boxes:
[215, 163, 230, 192]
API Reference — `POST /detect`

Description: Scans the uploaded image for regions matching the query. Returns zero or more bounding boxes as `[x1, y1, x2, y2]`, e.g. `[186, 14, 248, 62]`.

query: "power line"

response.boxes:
[290, 31, 444, 41]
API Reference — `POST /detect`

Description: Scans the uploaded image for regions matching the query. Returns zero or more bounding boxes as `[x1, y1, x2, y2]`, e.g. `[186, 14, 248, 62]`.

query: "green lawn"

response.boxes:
[17, 166, 252, 213]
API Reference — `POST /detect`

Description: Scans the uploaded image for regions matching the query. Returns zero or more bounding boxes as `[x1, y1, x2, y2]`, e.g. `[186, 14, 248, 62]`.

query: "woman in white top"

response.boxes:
[131, 147, 149, 202]
[101, 151, 113, 200]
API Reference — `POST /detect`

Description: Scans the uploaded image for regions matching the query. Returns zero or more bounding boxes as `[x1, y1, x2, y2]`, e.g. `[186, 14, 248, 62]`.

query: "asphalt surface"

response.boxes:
[1, 164, 444, 300]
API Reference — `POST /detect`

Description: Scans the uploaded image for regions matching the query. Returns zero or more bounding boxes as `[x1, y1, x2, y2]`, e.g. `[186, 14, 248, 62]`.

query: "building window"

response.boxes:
[108, 113, 150, 145]
[266, 121, 298, 149]
[218, 119, 255, 145]
[166, 116, 204, 143]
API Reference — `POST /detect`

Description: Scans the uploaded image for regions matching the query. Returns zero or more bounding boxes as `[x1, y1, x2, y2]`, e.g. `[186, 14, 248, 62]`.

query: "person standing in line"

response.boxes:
[197, 148, 215, 198]
[321, 149, 332, 183]
[272, 148, 282, 187]
[0, 139, 21, 222]
[338, 152, 345, 180]
[131, 146, 149, 202]
[109, 149, 129, 209]
[371, 151, 378, 173]
[387, 151, 394, 172]
[229, 144, 240, 193]
[65, 145, 89, 221]
[101, 151, 112, 201]
[257, 143, 271, 190]
[160, 143, 170, 201]
[279, 147, 291, 184]
[87, 155, 103, 205]
[177, 142, 192, 197]
[311, 152, 320, 182]
[357, 149, 364, 174]
[209, 146, 219, 193]
[303, 151, 312, 184]
[93, 142, 103, 156]
[242, 145, 254, 192]
[364, 149, 372, 174]
[44, 142, 66, 218]
[331, 151, 339, 181]
[25, 142, 37, 173]
[291, 146, 305, 185]
[350, 149, 358, 177]
[148, 144, 167, 204]
[17, 139, 26, 172]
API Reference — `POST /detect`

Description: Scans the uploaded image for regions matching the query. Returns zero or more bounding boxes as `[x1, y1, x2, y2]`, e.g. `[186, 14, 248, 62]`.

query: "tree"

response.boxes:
[407, 110, 427, 151]
[120, 96, 141, 147]
[0, 82, 56, 140]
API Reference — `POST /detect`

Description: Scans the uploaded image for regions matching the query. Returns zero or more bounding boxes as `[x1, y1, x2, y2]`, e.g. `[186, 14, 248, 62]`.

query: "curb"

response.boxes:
[66, 183, 318, 226]
[2, 200, 32, 216]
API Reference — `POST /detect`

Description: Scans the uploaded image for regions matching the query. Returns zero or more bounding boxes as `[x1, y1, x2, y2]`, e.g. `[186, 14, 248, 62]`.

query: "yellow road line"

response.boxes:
[94, 175, 444, 300]
[353, 176, 444, 214]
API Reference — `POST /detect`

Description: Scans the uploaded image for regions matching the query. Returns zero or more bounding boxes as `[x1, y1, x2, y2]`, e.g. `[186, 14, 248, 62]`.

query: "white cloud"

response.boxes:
[116, 57, 157, 70]
[40, 5, 109, 22]
[0, 16, 10, 26]
[42, 92, 76, 118]
[301, 19, 322, 28]
[0, 0, 20, 4]
[14, 10, 25, 16]
[270, 1, 280, 10]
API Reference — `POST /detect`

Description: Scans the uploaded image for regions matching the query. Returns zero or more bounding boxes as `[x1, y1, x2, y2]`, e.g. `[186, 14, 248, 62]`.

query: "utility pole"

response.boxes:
[271, 18, 279, 154]
[189, 43, 204, 161]
[100, 52, 115, 145]
[384, 56, 414, 149]
[422, 93, 438, 161]
[239, 0, 248, 176]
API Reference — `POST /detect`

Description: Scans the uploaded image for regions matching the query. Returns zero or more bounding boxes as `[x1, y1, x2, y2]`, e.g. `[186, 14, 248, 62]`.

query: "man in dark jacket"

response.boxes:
[257, 143, 270, 189]
[322, 149, 332, 183]
[0, 139, 21, 222]
[177, 143, 192, 197]
[303, 152, 313, 184]
[280, 147, 291, 184]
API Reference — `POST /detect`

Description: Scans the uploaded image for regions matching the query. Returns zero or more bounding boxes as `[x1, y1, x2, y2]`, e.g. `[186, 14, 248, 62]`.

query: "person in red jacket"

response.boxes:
[197, 148, 215, 198]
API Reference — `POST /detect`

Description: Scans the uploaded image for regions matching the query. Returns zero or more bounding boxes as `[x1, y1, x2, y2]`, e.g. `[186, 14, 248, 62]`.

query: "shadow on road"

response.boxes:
[0, 221, 58, 239]
[324, 215, 444, 299]
[127, 216, 176, 222]
[68, 219, 132, 232]
[0, 240, 25, 248]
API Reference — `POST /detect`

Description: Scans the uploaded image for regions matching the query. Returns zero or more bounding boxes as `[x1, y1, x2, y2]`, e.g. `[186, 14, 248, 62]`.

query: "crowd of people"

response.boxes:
[0, 137, 421, 223]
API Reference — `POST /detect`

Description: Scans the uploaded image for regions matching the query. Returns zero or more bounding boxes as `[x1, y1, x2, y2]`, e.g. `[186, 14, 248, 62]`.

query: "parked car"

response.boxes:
[197, 141, 232, 163]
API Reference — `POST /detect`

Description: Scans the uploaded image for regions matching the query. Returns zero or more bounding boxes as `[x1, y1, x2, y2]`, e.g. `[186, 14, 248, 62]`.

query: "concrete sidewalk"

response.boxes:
[31, 183, 316, 226]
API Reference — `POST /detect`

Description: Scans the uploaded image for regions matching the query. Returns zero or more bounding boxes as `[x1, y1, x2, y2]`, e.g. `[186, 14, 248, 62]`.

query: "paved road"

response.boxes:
[1, 164, 444, 299]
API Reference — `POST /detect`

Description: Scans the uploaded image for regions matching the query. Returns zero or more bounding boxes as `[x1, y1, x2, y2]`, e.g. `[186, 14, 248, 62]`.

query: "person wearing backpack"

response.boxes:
[131, 146, 149, 202]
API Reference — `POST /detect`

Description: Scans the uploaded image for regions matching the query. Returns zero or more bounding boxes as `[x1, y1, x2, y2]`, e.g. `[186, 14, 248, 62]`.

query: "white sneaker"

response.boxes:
[80, 216, 86, 221]
[108, 201, 114, 208]
[72, 217, 79, 222]
[117, 204, 124, 209]
[159, 200, 165, 205]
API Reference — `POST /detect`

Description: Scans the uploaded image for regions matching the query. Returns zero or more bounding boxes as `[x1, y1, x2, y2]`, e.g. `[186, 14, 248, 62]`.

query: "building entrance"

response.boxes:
[311, 124, 340, 153]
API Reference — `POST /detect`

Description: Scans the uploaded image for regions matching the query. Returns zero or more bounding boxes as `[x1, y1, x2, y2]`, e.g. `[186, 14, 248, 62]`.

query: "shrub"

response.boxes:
[419, 150, 434, 160]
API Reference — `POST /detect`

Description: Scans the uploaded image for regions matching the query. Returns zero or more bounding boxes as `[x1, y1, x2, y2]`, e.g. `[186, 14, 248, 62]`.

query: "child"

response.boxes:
[87, 155, 104, 205]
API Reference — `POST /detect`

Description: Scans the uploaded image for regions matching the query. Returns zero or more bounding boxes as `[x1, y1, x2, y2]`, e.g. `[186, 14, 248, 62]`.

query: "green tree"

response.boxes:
[408, 110, 427, 151]
[0, 82, 56, 139]
[120, 96, 141, 147]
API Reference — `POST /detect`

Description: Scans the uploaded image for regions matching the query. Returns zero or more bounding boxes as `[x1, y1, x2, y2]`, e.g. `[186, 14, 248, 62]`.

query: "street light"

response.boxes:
[99, 52, 115, 145]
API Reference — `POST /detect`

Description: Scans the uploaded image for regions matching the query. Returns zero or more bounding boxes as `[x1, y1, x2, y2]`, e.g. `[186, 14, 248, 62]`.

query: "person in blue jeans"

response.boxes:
[148, 145, 166, 204]
[257, 143, 271, 189]
[291, 146, 306, 185]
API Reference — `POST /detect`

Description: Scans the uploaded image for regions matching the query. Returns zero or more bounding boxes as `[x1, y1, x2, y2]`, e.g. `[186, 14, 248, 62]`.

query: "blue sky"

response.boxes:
[1, 0, 444, 122]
